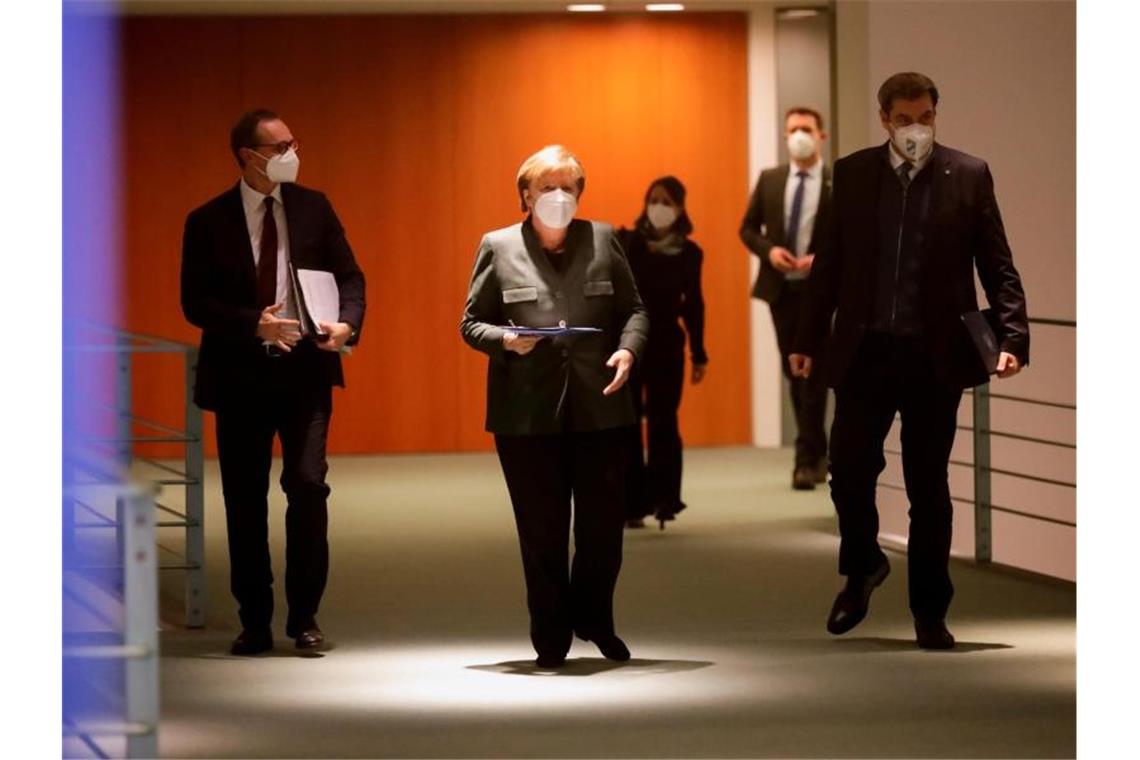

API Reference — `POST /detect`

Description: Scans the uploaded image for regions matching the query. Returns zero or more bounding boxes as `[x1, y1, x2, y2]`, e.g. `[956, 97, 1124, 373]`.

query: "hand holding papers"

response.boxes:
[293, 267, 352, 354]
[500, 320, 600, 356]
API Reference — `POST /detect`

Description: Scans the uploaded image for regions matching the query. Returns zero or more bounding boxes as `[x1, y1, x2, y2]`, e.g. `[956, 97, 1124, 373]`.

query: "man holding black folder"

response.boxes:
[181, 109, 365, 655]
[789, 73, 1029, 649]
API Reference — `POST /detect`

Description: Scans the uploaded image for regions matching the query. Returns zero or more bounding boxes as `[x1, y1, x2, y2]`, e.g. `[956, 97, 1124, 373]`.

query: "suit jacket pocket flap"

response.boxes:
[584, 280, 615, 296]
[502, 286, 538, 304]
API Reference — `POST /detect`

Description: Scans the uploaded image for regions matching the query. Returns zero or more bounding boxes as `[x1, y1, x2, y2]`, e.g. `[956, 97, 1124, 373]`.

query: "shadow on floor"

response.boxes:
[756, 638, 1016, 656]
[756, 635, 1013, 654]
[467, 657, 714, 677]
[834, 636, 1013, 653]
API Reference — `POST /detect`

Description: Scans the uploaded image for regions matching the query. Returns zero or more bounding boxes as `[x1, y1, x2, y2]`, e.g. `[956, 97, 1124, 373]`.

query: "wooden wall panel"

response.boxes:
[120, 13, 752, 455]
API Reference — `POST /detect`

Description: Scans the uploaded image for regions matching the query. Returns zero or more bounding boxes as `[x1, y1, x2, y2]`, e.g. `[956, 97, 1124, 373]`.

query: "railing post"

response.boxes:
[122, 487, 159, 759]
[116, 340, 133, 471]
[973, 383, 993, 563]
[184, 348, 206, 628]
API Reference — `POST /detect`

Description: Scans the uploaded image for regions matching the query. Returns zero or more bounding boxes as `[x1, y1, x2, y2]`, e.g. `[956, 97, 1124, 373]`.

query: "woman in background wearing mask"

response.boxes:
[460, 145, 648, 669]
[618, 177, 708, 530]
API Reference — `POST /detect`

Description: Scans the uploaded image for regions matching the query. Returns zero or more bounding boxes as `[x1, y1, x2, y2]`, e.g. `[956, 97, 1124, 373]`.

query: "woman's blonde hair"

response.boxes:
[515, 145, 586, 212]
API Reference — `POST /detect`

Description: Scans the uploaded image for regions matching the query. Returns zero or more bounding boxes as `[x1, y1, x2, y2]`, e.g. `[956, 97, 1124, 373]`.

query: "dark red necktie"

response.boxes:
[258, 196, 278, 308]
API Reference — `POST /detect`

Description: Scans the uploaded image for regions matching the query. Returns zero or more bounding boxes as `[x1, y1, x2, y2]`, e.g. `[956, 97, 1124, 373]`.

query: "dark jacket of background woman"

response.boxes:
[619, 225, 707, 366]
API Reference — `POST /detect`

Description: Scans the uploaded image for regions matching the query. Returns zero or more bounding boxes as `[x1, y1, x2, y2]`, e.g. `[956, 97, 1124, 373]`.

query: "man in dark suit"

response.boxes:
[741, 107, 833, 490]
[790, 73, 1029, 649]
[181, 109, 365, 655]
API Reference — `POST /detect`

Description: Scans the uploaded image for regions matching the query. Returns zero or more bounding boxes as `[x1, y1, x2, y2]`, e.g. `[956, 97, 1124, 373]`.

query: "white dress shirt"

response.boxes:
[888, 141, 932, 182]
[783, 157, 824, 281]
[239, 179, 297, 322]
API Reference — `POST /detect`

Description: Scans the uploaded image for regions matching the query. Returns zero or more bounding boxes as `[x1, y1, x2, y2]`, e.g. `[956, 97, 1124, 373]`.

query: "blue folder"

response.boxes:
[501, 325, 603, 337]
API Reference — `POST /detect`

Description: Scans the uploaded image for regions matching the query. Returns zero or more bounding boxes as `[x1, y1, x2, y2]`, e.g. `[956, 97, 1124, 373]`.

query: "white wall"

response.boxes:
[835, 0, 1076, 580]
[746, 5, 782, 447]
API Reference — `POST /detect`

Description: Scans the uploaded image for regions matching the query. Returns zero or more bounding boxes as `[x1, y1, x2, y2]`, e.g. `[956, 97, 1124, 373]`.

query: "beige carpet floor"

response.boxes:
[151, 447, 1075, 759]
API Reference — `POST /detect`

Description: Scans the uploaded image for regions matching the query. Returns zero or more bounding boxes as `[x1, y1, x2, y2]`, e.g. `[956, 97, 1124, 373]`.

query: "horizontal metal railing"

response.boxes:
[63, 481, 159, 759]
[880, 316, 1076, 566]
[67, 324, 206, 628]
[63, 325, 206, 757]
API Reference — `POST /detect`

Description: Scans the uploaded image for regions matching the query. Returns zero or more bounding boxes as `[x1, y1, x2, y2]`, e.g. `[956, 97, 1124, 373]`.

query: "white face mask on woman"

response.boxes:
[254, 147, 300, 183]
[646, 202, 679, 231]
[532, 189, 577, 230]
[890, 123, 934, 162]
[786, 130, 817, 161]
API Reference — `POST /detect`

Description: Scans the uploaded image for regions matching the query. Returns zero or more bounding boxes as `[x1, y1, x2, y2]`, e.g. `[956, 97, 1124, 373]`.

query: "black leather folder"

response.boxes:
[960, 308, 1003, 375]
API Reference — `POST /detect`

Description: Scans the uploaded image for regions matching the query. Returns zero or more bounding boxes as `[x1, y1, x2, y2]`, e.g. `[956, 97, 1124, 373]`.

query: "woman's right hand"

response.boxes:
[503, 331, 541, 355]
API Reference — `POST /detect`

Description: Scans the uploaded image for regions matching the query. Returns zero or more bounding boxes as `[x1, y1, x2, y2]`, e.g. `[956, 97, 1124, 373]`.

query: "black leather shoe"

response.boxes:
[579, 632, 631, 662]
[793, 467, 816, 490]
[826, 557, 891, 635]
[535, 653, 567, 669]
[655, 502, 687, 530]
[915, 619, 956, 650]
[230, 628, 273, 656]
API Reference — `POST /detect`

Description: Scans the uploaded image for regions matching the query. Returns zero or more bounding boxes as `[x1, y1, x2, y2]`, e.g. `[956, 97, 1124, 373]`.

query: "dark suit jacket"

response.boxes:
[181, 182, 366, 411]
[461, 218, 649, 435]
[793, 143, 1030, 389]
[739, 163, 832, 303]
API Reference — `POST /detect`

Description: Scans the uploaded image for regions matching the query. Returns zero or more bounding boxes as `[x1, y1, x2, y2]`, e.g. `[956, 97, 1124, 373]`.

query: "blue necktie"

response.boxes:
[785, 170, 809, 253]
[897, 160, 914, 189]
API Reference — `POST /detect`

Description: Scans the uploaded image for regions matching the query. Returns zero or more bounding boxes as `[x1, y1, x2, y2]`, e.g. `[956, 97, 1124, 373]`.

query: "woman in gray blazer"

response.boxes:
[460, 145, 649, 669]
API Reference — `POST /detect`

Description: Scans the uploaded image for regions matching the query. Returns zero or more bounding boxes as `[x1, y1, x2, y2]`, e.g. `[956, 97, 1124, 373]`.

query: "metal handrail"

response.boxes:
[64, 326, 206, 628]
[63, 482, 160, 759]
[880, 315, 1076, 565]
[971, 316, 1075, 563]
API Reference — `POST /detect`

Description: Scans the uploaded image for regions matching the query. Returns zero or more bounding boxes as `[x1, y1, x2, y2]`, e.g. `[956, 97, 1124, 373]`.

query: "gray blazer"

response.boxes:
[461, 218, 649, 435]
[739, 163, 832, 303]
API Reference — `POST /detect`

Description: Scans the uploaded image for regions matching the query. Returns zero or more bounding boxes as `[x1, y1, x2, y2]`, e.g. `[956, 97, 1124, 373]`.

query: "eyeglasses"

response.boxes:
[253, 139, 299, 155]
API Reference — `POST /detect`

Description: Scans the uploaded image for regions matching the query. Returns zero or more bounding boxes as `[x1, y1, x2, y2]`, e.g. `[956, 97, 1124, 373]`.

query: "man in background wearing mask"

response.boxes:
[740, 107, 833, 491]
[789, 72, 1029, 649]
[181, 109, 366, 655]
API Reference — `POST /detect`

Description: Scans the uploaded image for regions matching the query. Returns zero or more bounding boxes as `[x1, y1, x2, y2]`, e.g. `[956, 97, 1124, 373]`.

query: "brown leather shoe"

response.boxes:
[813, 459, 829, 484]
[230, 628, 273, 656]
[288, 617, 326, 650]
[793, 466, 816, 490]
[295, 626, 326, 650]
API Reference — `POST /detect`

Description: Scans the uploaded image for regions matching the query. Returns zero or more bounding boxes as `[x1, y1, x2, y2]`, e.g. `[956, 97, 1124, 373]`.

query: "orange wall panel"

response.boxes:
[120, 13, 752, 455]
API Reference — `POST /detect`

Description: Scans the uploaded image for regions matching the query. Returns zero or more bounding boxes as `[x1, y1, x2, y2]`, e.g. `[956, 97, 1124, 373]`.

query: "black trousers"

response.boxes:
[215, 356, 333, 633]
[624, 329, 686, 519]
[770, 285, 829, 468]
[828, 332, 963, 621]
[495, 429, 626, 658]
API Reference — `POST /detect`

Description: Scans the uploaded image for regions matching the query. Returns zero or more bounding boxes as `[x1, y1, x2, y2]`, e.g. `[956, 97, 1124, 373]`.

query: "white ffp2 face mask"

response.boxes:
[890, 124, 934, 162]
[787, 130, 817, 161]
[646, 202, 679, 230]
[255, 147, 300, 184]
[533, 189, 577, 230]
